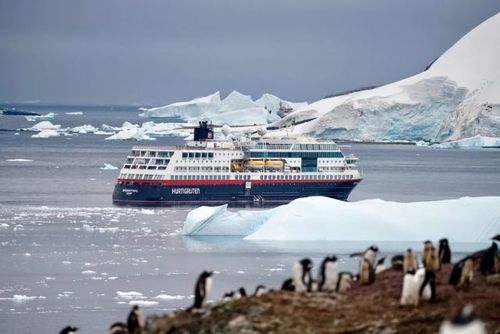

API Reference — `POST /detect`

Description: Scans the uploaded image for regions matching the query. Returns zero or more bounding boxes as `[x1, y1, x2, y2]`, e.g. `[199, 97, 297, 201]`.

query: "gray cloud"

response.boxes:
[1, 0, 499, 105]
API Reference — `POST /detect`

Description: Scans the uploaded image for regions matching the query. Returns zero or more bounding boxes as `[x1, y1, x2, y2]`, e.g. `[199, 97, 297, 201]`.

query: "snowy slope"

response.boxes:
[271, 13, 500, 143]
[183, 196, 500, 242]
[140, 91, 308, 126]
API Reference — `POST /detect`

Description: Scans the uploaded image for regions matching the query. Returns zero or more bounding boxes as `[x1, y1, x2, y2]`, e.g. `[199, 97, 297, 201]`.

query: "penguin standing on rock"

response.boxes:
[479, 242, 498, 275]
[400, 268, 431, 306]
[254, 285, 267, 296]
[351, 245, 378, 284]
[391, 254, 404, 271]
[419, 245, 440, 302]
[318, 255, 338, 291]
[439, 304, 486, 334]
[336, 272, 353, 294]
[449, 257, 474, 288]
[59, 326, 79, 334]
[191, 271, 213, 309]
[403, 248, 418, 274]
[359, 258, 375, 285]
[422, 240, 433, 267]
[375, 257, 386, 274]
[292, 258, 313, 292]
[282, 258, 313, 292]
[439, 238, 452, 264]
[127, 305, 145, 334]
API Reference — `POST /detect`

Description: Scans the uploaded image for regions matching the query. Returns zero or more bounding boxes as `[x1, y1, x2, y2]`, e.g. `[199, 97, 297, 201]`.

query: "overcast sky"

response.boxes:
[1, 0, 499, 106]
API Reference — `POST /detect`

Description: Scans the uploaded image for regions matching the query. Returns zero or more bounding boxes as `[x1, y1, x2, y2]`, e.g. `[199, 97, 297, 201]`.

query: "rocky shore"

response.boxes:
[141, 265, 500, 334]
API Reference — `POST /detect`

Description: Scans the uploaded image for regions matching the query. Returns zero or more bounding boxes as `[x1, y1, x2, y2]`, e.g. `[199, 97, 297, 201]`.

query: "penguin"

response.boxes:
[59, 326, 79, 334]
[336, 272, 353, 294]
[438, 238, 452, 264]
[479, 242, 498, 275]
[109, 322, 128, 334]
[292, 258, 313, 292]
[492, 234, 500, 242]
[127, 305, 145, 334]
[449, 257, 474, 288]
[439, 304, 486, 334]
[281, 278, 295, 291]
[254, 285, 267, 296]
[238, 287, 247, 297]
[391, 254, 404, 271]
[191, 270, 213, 309]
[403, 248, 418, 274]
[318, 255, 338, 291]
[359, 258, 375, 285]
[400, 268, 431, 306]
[375, 257, 386, 274]
[350, 245, 379, 267]
[420, 246, 440, 302]
[422, 240, 433, 267]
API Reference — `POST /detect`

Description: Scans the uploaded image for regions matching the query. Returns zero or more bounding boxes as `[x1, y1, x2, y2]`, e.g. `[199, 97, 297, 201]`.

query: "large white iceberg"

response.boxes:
[267, 13, 500, 143]
[103, 121, 189, 141]
[183, 196, 500, 242]
[140, 91, 307, 126]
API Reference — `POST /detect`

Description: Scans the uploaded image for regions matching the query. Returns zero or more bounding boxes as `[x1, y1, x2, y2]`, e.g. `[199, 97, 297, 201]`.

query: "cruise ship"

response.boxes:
[112, 121, 362, 206]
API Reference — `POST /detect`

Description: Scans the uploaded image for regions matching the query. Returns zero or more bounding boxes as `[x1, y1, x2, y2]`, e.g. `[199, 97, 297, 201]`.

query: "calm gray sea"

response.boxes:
[1, 107, 499, 333]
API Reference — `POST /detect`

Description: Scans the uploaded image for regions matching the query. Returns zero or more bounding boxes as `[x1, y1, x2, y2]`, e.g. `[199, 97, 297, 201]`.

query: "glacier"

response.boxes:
[140, 91, 308, 126]
[183, 196, 500, 242]
[267, 13, 500, 143]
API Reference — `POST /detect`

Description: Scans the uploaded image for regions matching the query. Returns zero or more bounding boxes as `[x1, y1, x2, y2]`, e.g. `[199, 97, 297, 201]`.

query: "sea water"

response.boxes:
[1, 106, 499, 333]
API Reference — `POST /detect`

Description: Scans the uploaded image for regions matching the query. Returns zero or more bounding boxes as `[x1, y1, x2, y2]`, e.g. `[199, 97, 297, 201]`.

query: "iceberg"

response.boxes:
[268, 13, 500, 144]
[69, 124, 99, 134]
[31, 129, 60, 138]
[433, 135, 500, 149]
[25, 112, 55, 122]
[140, 91, 307, 126]
[100, 163, 118, 170]
[28, 121, 60, 132]
[183, 196, 500, 242]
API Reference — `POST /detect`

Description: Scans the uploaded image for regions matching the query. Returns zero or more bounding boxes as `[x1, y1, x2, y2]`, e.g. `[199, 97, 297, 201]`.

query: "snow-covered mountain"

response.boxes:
[271, 13, 500, 143]
[140, 91, 308, 126]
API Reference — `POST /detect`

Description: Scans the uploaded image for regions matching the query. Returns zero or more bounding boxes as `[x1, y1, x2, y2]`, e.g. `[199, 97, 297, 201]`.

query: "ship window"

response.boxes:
[202, 153, 207, 158]
[182, 152, 188, 159]
[195, 152, 201, 158]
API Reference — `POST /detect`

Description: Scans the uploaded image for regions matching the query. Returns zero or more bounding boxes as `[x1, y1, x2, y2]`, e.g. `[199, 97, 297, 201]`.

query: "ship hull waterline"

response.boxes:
[112, 179, 362, 207]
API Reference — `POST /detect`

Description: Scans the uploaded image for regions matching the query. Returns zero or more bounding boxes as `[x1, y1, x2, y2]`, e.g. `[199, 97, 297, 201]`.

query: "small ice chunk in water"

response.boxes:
[128, 300, 158, 307]
[100, 163, 118, 170]
[81, 270, 96, 275]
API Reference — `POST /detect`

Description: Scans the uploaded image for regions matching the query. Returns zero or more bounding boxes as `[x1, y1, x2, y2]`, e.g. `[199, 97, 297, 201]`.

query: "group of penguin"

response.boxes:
[60, 234, 499, 334]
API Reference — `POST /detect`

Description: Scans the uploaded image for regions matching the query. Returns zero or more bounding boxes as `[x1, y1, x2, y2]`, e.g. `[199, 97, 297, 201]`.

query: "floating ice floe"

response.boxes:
[100, 163, 118, 170]
[65, 112, 84, 115]
[128, 300, 158, 307]
[69, 124, 99, 134]
[6, 159, 33, 162]
[0, 295, 46, 302]
[153, 294, 186, 300]
[433, 135, 500, 149]
[25, 112, 55, 122]
[31, 129, 60, 138]
[81, 270, 96, 275]
[183, 196, 500, 242]
[116, 291, 145, 299]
